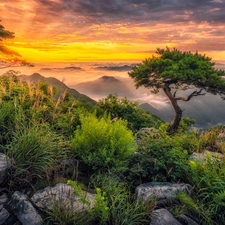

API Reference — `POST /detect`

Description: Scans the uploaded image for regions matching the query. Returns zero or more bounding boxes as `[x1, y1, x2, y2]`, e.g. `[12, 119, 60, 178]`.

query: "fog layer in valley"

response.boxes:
[1, 61, 225, 128]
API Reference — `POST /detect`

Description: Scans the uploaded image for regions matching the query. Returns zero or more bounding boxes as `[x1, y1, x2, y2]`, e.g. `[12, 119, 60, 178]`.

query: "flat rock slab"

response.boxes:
[31, 183, 95, 212]
[136, 182, 192, 203]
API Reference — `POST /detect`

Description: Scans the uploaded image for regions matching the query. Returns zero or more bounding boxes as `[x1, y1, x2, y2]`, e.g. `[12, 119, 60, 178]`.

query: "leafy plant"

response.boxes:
[125, 127, 189, 188]
[187, 153, 225, 224]
[90, 174, 153, 225]
[95, 93, 162, 132]
[71, 112, 135, 172]
[89, 187, 109, 224]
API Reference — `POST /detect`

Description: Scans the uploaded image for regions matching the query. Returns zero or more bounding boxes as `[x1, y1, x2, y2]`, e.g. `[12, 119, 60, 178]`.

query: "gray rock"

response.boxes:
[0, 193, 9, 204]
[136, 182, 192, 203]
[0, 153, 11, 185]
[31, 183, 95, 212]
[190, 150, 224, 162]
[10, 191, 43, 225]
[150, 208, 182, 225]
[0, 208, 10, 225]
[177, 214, 199, 225]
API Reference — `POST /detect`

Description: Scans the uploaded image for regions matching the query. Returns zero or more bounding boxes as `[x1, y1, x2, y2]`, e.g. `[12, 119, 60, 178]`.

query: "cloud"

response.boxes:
[32, 0, 225, 25]
[2, 0, 225, 58]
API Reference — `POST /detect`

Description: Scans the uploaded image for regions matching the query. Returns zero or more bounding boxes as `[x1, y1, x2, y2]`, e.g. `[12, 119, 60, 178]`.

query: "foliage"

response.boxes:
[129, 47, 225, 94]
[187, 153, 225, 224]
[129, 47, 225, 133]
[90, 174, 153, 225]
[0, 22, 33, 68]
[89, 188, 109, 225]
[5, 124, 70, 190]
[197, 126, 225, 152]
[0, 101, 17, 147]
[177, 192, 213, 224]
[125, 126, 191, 188]
[71, 112, 135, 172]
[95, 93, 162, 132]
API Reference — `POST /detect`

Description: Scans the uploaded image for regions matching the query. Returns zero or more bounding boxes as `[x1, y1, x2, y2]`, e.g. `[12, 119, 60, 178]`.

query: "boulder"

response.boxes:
[190, 150, 224, 162]
[150, 208, 182, 225]
[0, 192, 9, 204]
[31, 183, 95, 212]
[10, 191, 43, 225]
[0, 153, 11, 185]
[136, 182, 192, 203]
[177, 214, 199, 225]
[0, 208, 10, 225]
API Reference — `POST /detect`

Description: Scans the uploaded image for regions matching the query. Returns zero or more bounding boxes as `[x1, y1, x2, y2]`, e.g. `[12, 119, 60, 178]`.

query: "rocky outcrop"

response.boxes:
[9, 191, 43, 225]
[31, 183, 95, 212]
[136, 182, 192, 203]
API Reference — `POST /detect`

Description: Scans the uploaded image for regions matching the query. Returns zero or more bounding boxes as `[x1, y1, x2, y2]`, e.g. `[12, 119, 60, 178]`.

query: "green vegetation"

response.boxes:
[1, 48, 225, 224]
[95, 93, 162, 132]
[71, 112, 135, 172]
[129, 47, 225, 134]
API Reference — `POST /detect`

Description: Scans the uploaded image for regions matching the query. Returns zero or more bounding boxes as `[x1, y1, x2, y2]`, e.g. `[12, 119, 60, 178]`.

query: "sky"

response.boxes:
[1, 0, 225, 63]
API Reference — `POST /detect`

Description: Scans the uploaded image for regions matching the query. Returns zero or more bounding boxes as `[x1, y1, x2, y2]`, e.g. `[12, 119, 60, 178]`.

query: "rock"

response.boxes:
[150, 208, 182, 225]
[9, 191, 43, 225]
[190, 150, 224, 162]
[136, 182, 192, 203]
[135, 128, 160, 145]
[31, 183, 95, 212]
[0, 208, 10, 225]
[0, 193, 9, 204]
[177, 214, 199, 225]
[0, 153, 11, 185]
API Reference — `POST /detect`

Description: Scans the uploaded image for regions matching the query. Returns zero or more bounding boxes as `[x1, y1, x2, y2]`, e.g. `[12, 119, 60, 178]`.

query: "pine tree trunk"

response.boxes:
[163, 83, 182, 134]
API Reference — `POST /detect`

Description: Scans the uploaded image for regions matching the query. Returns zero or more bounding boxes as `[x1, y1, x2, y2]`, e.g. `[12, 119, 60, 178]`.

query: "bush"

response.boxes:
[187, 154, 225, 224]
[95, 94, 163, 132]
[90, 174, 153, 225]
[71, 112, 135, 172]
[125, 126, 190, 188]
[5, 124, 70, 190]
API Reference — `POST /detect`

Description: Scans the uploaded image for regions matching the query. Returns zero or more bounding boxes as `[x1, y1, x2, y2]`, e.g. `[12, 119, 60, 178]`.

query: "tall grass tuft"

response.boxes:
[5, 124, 70, 190]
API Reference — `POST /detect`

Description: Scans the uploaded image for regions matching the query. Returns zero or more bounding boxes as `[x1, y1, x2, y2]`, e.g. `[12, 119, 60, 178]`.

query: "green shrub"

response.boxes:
[187, 154, 225, 224]
[125, 126, 190, 188]
[5, 124, 69, 190]
[89, 187, 109, 225]
[95, 94, 163, 132]
[0, 101, 16, 147]
[90, 174, 153, 225]
[71, 112, 135, 172]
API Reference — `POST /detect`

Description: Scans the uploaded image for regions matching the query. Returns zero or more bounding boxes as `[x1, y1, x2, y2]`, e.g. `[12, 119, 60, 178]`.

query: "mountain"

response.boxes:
[73, 76, 135, 99]
[140, 92, 225, 128]
[20, 73, 96, 105]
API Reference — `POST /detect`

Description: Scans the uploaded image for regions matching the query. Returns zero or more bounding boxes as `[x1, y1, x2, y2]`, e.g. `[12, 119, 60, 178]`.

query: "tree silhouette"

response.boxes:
[0, 21, 33, 69]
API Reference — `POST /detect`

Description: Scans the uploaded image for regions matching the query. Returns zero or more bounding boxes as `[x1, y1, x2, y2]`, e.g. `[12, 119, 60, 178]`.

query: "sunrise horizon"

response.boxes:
[1, 0, 225, 64]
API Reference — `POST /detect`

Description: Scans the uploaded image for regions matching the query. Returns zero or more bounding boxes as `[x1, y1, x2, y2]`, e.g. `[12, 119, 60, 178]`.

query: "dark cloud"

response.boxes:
[34, 0, 225, 25]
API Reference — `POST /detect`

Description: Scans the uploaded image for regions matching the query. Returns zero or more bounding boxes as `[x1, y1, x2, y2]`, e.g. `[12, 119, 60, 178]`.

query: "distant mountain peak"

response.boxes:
[98, 76, 121, 82]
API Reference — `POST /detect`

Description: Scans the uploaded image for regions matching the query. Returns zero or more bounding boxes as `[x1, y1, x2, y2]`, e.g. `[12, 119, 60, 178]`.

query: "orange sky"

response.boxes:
[1, 0, 225, 62]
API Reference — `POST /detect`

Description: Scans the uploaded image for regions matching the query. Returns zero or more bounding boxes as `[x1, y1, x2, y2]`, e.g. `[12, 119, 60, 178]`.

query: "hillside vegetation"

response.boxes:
[1, 74, 225, 224]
